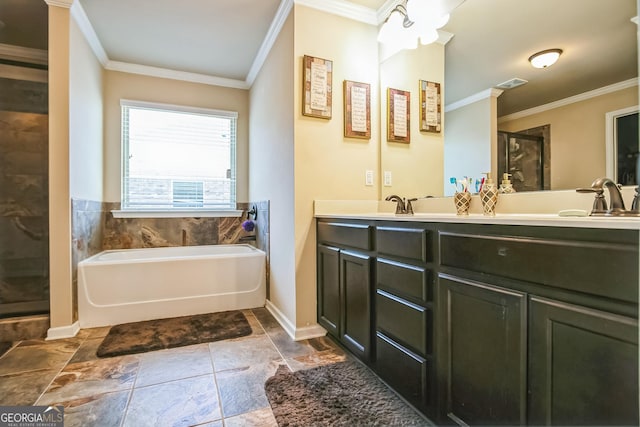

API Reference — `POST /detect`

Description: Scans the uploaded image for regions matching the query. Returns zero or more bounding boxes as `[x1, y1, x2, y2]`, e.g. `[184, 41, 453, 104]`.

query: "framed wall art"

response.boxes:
[302, 55, 333, 119]
[387, 87, 410, 143]
[343, 80, 371, 139]
[419, 80, 441, 133]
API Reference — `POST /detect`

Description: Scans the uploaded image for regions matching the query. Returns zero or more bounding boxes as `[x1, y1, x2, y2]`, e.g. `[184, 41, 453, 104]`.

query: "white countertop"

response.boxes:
[315, 212, 640, 229]
[314, 198, 640, 230]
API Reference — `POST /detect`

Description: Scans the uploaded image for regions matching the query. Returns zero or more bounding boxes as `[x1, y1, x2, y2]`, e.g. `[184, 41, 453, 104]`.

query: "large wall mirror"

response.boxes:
[380, 0, 638, 198]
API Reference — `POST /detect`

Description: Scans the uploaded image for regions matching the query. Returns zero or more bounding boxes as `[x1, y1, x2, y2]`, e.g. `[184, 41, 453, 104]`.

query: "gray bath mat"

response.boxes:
[96, 310, 251, 357]
[264, 361, 429, 426]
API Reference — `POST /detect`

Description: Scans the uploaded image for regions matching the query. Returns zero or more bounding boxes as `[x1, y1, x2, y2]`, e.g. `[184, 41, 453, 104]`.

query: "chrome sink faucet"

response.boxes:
[385, 195, 417, 215]
[576, 177, 638, 216]
[385, 195, 405, 214]
[591, 177, 626, 215]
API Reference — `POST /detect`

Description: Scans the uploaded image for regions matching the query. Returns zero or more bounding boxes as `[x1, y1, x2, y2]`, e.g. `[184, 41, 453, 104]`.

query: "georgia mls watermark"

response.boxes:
[0, 406, 64, 427]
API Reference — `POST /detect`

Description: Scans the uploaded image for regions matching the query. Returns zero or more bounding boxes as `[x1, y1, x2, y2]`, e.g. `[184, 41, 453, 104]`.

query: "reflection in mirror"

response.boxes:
[380, 0, 638, 198]
[380, 42, 446, 200]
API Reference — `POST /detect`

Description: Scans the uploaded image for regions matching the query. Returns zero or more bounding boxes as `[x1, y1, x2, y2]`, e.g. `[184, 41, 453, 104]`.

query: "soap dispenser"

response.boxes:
[480, 172, 498, 216]
[499, 173, 516, 194]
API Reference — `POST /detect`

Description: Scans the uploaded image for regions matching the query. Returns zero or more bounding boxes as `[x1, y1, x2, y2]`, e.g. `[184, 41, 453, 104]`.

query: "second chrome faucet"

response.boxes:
[576, 177, 640, 216]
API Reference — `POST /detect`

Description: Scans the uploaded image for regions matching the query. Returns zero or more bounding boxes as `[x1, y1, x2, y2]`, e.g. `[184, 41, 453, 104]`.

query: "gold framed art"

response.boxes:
[387, 87, 410, 143]
[343, 80, 371, 139]
[419, 80, 441, 133]
[302, 55, 333, 119]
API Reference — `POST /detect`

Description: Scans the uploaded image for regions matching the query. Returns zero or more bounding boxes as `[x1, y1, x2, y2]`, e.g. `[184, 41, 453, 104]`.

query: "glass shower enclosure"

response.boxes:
[0, 76, 50, 319]
[497, 130, 545, 192]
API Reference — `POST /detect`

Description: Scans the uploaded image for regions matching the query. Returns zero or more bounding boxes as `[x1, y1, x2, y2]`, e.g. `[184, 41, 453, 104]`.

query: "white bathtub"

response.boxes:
[78, 244, 266, 328]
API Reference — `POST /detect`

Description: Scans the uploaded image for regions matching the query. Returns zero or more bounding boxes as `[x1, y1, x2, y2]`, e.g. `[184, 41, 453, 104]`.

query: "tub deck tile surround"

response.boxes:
[0, 308, 345, 426]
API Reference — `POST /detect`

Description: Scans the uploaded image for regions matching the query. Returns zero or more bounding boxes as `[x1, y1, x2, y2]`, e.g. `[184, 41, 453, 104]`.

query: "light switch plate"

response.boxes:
[365, 170, 374, 186]
[383, 171, 392, 187]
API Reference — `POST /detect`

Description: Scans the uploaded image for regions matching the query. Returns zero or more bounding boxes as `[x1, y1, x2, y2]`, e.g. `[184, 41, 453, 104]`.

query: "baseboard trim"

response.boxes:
[46, 321, 80, 340]
[265, 300, 326, 341]
[294, 323, 328, 341]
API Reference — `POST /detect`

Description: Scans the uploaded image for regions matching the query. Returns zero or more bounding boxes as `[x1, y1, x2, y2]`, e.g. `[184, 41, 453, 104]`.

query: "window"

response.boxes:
[172, 181, 204, 208]
[121, 100, 237, 211]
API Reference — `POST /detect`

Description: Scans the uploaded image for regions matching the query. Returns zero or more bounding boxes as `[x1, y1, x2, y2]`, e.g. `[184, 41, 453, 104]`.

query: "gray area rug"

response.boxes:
[97, 310, 252, 358]
[265, 361, 429, 426]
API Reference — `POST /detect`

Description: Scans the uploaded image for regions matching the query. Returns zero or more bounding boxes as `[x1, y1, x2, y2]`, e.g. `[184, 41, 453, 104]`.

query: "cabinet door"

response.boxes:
[438, 275, 527, 426]
[340, 250, 372, 361]
[529, 296, 639, 426]
[317, 245, 340, 337]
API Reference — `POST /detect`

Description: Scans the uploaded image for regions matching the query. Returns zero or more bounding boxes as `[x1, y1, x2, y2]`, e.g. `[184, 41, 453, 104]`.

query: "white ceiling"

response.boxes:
[0, 0, 637, 116]
[79, 0, 285, 81]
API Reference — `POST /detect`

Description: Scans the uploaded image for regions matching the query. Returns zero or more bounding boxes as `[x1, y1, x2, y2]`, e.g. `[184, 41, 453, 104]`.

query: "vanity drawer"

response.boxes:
[439, 231, 639, 303]
[376, 226, 429, 262]
[376, 289, 430, 356]
[317, 222, 372, 250]
[377, 258, 431, 303]
[376, 332, 429, 410]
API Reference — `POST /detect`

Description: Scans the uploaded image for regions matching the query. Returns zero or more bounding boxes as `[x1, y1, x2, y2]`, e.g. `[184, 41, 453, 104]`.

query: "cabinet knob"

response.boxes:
[498, 247, 509, 257]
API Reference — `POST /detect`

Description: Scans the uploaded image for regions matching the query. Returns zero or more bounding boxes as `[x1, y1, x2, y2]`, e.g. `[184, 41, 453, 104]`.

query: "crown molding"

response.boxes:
[498, 78, 639, 123]
[105, 61, 250, 89]
[70, 2, 247, 89]
[445, 88, 503, 112]
[70, 1, 108, 66]
[44, 0, 74, 8]
[0, 43, 47, 65]
[295, 0, 378, 25]
[437, 30, 454, 45]
[246, 0, 293, 85]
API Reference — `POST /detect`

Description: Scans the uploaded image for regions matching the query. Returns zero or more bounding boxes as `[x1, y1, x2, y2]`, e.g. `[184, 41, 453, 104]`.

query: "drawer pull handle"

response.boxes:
[498, 247, 509, 257]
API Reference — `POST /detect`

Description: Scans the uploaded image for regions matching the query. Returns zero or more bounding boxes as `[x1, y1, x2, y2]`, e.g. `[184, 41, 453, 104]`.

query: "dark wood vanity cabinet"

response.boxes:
[317, 219, 437, 414]
[374, 224, 436, 415]
[438, 275, 527, 425]
[317, 244, 341, 337]
[317, 218, 639, 426]
[317, 221, 373, 361]
[437, 224, 639, 426]
[528, 296, 639, 426]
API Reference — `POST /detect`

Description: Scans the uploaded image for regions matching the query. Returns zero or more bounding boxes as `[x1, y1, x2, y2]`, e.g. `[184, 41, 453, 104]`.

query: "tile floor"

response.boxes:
[0, 308, 349, 427]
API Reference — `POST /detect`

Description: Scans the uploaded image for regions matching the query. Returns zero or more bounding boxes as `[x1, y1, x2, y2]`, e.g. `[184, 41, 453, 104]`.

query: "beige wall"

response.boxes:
[444, 94, 499, 196]
[102, 71, 250, 203]
[50, 1, 105, 329]
[48, 3, 73, 328]
[499, 86, 638, 190]
[249, 13, 297, 325]
[380, 42, 445, 198]
[69, 17, 104, 201]
[293, 6, 380, 328]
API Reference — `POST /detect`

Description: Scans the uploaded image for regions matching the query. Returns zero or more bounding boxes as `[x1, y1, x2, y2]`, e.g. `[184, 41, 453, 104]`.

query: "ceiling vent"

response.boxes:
[495, 78, 528, 90]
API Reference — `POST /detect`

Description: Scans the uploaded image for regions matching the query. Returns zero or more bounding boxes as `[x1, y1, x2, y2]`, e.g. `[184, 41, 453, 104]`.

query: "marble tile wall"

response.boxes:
[252, 201, 270, 298]
[0, 78, 50, 320]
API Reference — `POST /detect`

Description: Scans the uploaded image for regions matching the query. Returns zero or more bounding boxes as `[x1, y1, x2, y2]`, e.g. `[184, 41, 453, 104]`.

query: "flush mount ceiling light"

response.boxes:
[528, 48, 563, 68]
[378, 0, 455, 50]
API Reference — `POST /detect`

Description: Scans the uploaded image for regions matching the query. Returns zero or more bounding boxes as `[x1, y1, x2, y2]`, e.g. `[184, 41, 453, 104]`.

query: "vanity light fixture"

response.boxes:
[528, 48, 563, 68]
[377, 3, 417, 49]
[378, 0, 454, 49]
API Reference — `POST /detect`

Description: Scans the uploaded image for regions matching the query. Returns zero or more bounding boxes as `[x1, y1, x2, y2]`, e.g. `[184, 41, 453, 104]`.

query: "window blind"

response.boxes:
[121, 100, 237, 210]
